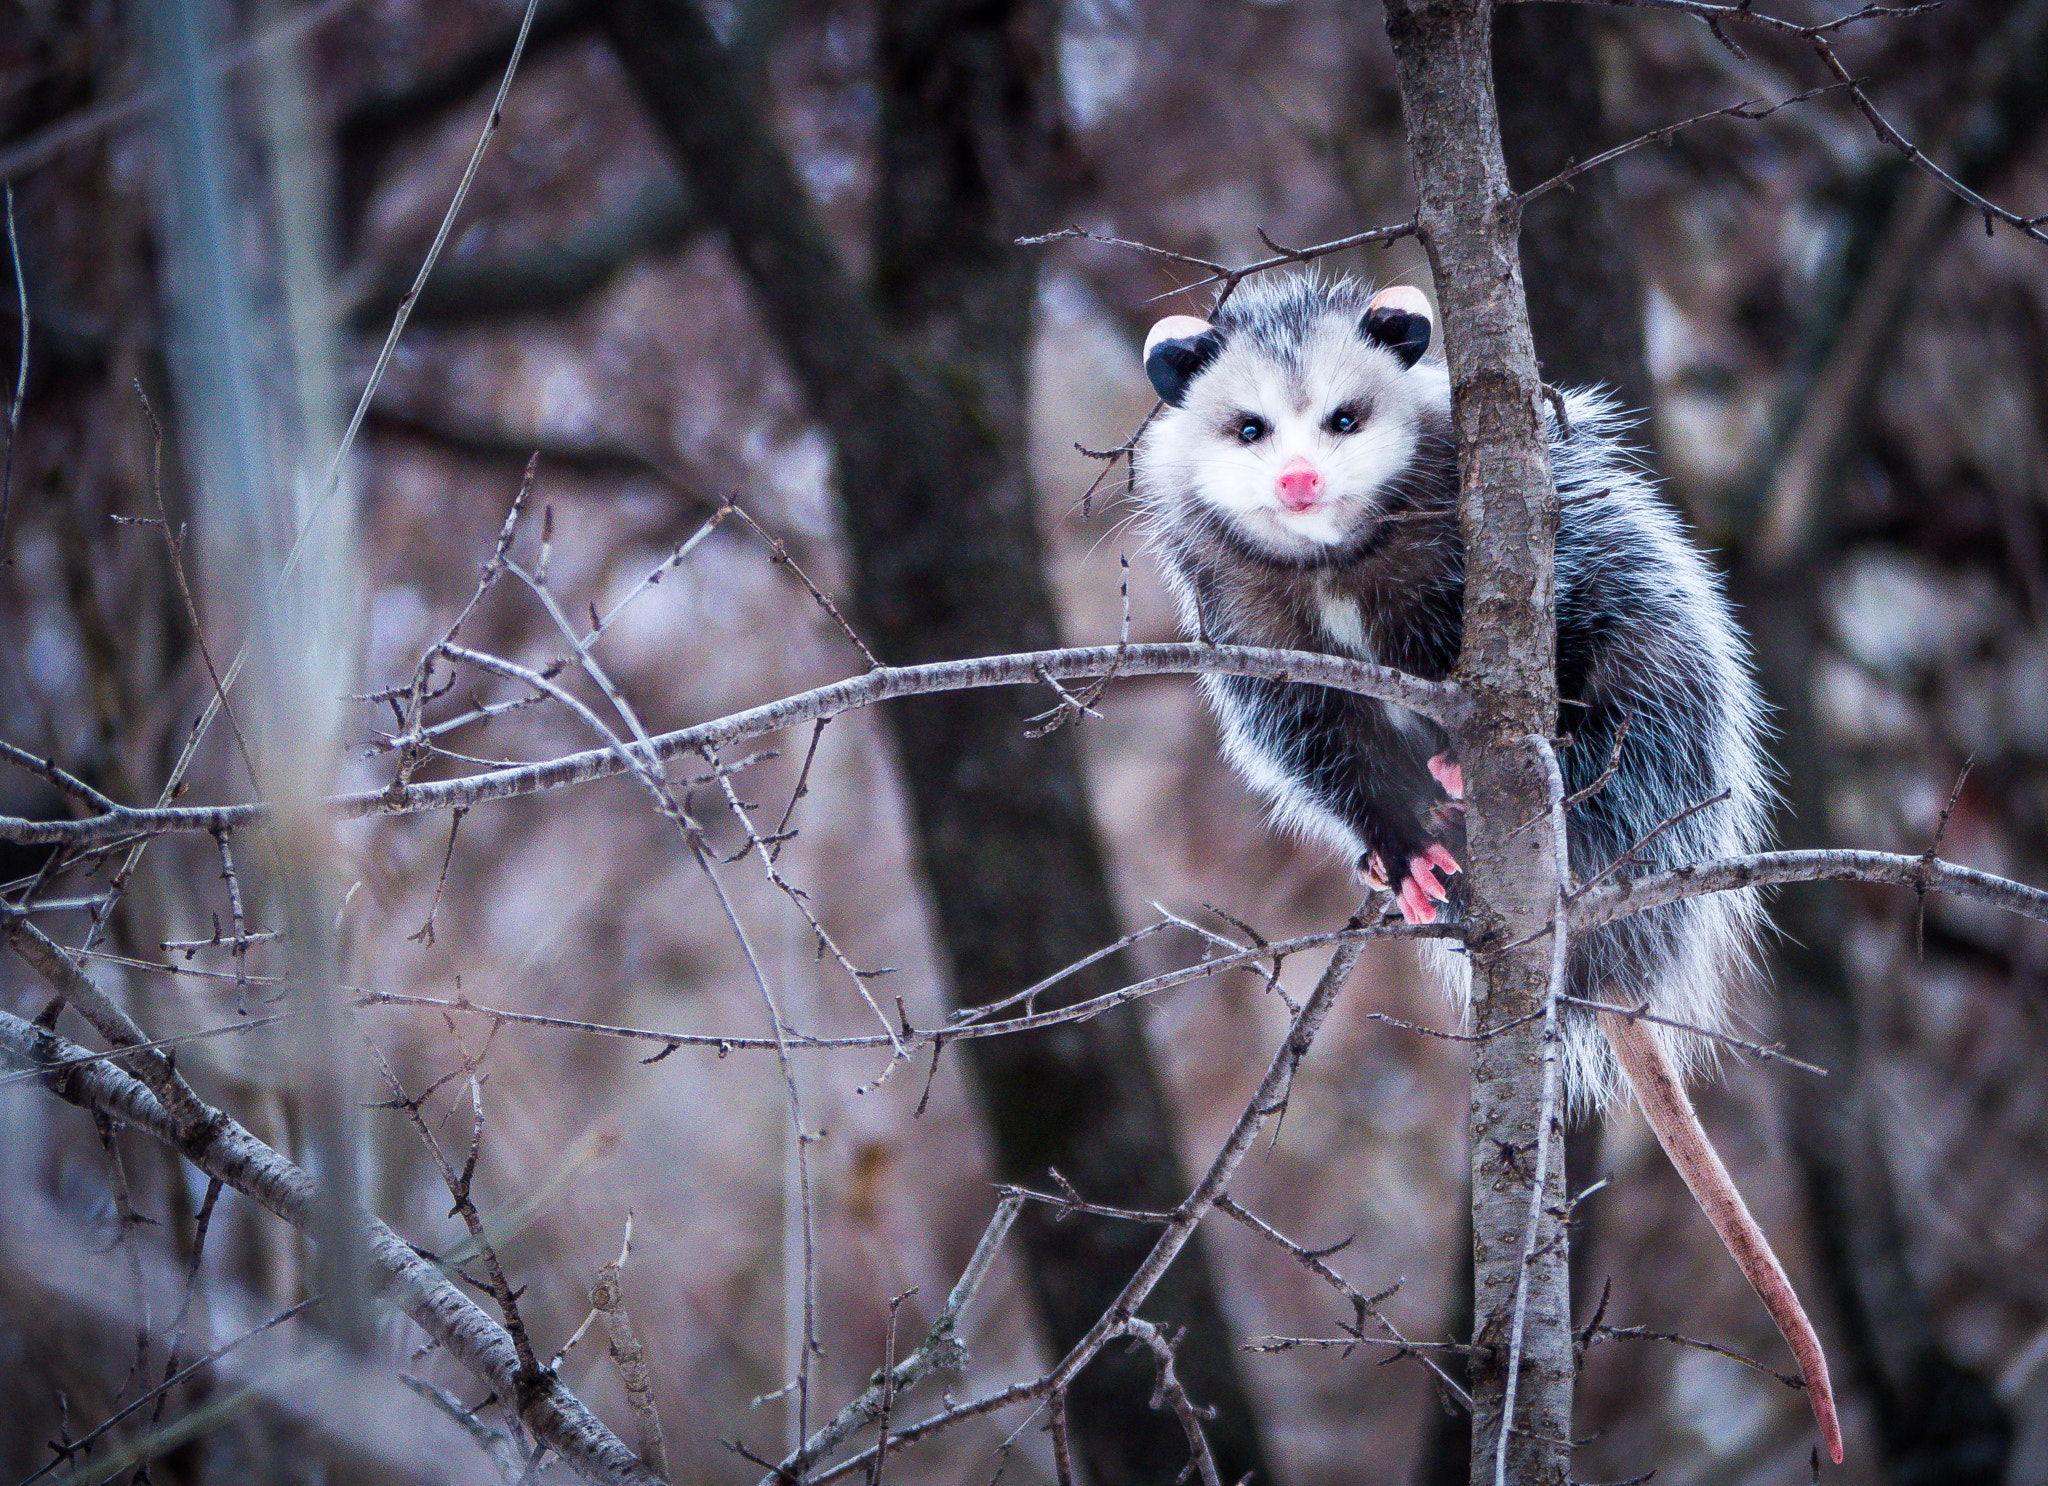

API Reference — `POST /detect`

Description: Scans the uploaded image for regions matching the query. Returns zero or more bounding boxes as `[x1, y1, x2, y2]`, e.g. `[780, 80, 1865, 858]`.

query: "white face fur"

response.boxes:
[1142, 289, 1449, 562]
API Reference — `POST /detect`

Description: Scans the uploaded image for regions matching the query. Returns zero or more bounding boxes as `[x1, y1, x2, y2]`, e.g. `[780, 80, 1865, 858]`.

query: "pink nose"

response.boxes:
[1275, 457, 1323, 512]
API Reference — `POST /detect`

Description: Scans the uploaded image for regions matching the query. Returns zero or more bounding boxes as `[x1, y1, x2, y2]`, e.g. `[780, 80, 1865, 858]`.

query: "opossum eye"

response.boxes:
[1234, 416, 1269, 445]
[1325, 406, 1363, 435]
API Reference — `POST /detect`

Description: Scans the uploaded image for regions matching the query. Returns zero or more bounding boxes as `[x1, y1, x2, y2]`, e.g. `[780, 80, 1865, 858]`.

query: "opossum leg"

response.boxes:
[1599, 1009, 1844, 1464]
[1357, 844, 1461, 924]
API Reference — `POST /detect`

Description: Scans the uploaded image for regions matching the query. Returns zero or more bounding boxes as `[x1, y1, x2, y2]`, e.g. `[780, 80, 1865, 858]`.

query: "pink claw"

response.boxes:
[1397, 876, 1438, 925]
[1428, 752, 1464, 801]
[1359, 851, 1391, 891]
[1422, 842, 1461, 879]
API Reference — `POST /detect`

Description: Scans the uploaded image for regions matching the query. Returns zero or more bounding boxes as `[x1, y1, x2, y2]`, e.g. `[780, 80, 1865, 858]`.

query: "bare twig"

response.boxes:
[761, 1195, 1023, 1483]
[0, 1007, 661, 1485]
[727, 504, 879, 669]
[409, 807, 468, 947]
[1557, 995, 1827, 1076]
[400, 1373, 532, 1485]
[1020, 219, 1418, 306]
[591, 1218, 668, 1481]
[1118, 1319, 1222, 1486]
[211, 828, 251, 1014]
[363, 1047, 544, 1403]
[1582, 1321, 1804, 1390]
[1570, 788, 1732, 897]
[1572, 847, 2048, 933]
[1515, 85, 1847, 207]
[1214, 1195, 1470, 1406]
[18, 1298, 319, 1486]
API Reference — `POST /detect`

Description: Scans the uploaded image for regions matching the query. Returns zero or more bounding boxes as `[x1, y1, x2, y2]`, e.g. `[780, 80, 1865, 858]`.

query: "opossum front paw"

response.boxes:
[1357, 842, 1462, 925]
[1428, 751, 1464, 802]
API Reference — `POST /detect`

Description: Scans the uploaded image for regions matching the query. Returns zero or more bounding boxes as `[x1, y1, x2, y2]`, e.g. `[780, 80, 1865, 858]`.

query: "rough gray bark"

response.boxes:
[594, 3, 1273, 1480]
[1422, 21, 1649, 1477]
[1383, 1, 1574, 1481]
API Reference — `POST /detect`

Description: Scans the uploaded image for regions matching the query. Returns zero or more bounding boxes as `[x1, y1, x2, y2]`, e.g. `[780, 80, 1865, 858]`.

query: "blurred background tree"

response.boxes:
[2, 1, 2047, 1483]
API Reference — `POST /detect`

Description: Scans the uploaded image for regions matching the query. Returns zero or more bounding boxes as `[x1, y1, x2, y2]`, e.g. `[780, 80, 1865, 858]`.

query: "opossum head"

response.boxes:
[1138, 278, 1448, 564]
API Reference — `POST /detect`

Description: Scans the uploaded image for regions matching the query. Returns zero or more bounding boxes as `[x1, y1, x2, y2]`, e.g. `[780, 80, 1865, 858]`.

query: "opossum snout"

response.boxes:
[1275, 457, 1323, 512]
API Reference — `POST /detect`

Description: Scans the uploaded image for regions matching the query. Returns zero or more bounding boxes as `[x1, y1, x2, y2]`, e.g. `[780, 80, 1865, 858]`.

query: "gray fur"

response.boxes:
[1133, 274, 1773, 1112]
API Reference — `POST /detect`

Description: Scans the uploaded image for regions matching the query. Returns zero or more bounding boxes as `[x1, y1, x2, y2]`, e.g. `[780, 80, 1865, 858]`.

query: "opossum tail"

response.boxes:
[1600, 1009, 1843, 1464]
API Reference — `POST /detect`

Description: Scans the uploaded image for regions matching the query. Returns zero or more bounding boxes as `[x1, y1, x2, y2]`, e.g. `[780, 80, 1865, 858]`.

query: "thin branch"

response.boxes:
[1514, 85, 1848, 207]
[591, 1221, 668, 1482]
[1583, 1322, 1804, 1390]
[308, 0, 543, 564]
[0, 1006, 662, 1486]
[1213, 1195, 1470, 1406]
[760, 1195, 1023, 1483]
[400, 1374, 532, 1485]
[1, 642, 1460, 846]
[1117, 1320, 1222, 1486]
[803, 933, 1370, 1485]
[356, 917, 1429, 1059]
[1807, 31, 2048, 246]
[1534, 0, 1937, 42]
[212, 829, 250, 1014]
[17, 1299, 319, 1486]
[1573, 847, 2048, 933]
[364, 1045, 544, 1402]
[1020, 219, 1418, 305]
[1557, 995, 1827, 1077]
[726, 504, 879, 669]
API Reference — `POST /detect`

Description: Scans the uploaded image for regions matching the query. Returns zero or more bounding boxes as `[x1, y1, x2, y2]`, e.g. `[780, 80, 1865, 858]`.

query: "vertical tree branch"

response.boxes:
[1383, 1, 1573, 1480]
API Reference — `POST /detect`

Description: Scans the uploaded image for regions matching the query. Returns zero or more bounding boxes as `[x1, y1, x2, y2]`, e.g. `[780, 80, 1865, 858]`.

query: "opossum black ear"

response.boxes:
[1144, 316, 1225, 406]
[1362, 286, 1433, 369]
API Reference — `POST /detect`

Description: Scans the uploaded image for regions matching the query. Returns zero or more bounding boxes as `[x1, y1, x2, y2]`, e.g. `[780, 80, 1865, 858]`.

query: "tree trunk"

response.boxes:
[597, 3, 1272, 1480]
[1384, 1, 1574, 1481]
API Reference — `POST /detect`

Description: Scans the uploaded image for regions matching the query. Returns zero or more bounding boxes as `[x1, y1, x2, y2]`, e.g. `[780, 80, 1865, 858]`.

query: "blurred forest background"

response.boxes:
[2, 0, 2047, 1482]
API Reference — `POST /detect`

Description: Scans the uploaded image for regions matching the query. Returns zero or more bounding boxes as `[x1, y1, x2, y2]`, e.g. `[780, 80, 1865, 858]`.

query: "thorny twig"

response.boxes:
[760, 1195, 1023, 1484]
[5, 1016, 658, 1483]
[1213, 1196, 1471, 1406]
[1118, 1319, 1223, 1486]
[726, 503, 879, 669]
[362, 1041, 544, 1404]
[590, 1217, 669, 1481]
[1558, 995, 1828, 1077]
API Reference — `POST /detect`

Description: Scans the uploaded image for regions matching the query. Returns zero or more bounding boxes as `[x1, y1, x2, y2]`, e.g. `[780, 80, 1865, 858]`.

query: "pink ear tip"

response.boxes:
[1143, 314, 1216, 359]
[1366, 285, 1433, 322]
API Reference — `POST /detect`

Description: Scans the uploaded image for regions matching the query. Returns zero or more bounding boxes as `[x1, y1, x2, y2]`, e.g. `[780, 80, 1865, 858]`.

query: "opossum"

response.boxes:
[1132, 273, 1842, 1463]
